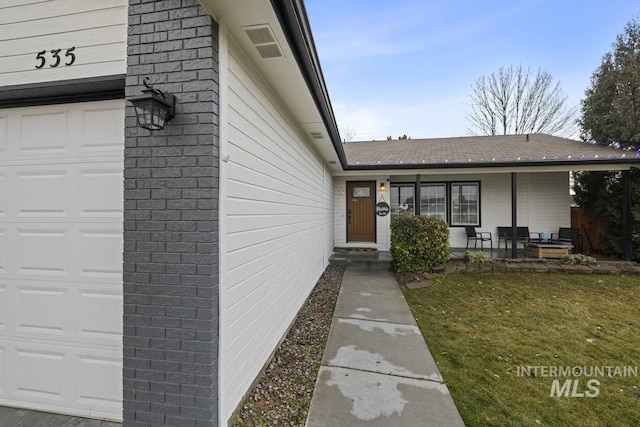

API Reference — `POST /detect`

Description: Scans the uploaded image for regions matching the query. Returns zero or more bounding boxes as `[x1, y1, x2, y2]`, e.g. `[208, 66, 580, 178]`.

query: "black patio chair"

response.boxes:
[497, 226, 532, 252]
[551, 227, 581, 251]
[465, 226, 493, 250]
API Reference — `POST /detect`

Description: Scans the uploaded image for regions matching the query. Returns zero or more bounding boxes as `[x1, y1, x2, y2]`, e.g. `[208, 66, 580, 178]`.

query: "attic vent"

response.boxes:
[244, 25, 283, 59]
[310, 132, 323, 139]
[255, 44, 283, 59]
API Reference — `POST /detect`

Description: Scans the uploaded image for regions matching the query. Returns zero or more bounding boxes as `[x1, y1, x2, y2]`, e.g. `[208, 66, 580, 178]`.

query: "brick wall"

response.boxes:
[123, 1, 219, 426]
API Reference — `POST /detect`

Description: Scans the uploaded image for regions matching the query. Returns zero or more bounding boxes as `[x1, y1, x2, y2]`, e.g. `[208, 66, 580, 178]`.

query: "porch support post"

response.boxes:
[622, 170, 632, 260]
[415, 174, 421, 215]
[511, 172, 518, 259]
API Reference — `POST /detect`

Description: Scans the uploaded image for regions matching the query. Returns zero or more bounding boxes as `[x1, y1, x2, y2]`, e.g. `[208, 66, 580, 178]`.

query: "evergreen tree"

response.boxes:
[575, 18, 640, 258]
[579, 19, 640, 147]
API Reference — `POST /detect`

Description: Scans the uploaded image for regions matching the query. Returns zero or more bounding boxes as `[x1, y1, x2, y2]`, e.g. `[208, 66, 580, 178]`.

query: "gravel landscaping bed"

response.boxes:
[231, 265, 345, 426]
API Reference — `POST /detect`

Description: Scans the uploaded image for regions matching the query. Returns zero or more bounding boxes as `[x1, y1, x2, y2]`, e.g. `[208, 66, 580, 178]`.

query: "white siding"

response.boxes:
[526, 172, 572, 232]
[333, 175, 390, 250]
[337, 172, 571, 250]
[0, 0, 127, 86]
[424, 172, 571, 248]
[219, 40, 333, 422]
[323, 166, 335, 260]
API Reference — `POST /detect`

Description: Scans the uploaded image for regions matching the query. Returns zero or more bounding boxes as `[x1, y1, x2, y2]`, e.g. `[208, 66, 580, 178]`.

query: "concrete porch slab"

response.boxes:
[322, 317, 442, 382]
[306, 366, 464, 427]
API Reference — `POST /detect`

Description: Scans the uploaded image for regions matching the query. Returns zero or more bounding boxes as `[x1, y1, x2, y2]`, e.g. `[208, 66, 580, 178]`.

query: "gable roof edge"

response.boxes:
[269, 0, 347, 169]
[343, 159, 638, 171]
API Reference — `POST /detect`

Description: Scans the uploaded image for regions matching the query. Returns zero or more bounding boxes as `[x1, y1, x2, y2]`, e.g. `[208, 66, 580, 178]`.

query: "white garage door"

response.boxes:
[0, 100, 124, 420]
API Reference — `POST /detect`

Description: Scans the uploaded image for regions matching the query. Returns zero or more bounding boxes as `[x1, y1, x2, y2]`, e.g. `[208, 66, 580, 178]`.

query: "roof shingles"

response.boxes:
[343, 134, 640, 169]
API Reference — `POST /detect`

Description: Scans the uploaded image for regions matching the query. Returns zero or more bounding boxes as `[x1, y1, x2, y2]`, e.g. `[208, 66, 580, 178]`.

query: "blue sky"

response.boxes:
[305, 0, 639, 141]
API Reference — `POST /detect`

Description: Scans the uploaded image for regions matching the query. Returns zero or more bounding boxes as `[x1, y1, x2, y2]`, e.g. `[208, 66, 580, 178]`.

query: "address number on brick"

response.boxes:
[35, 47, 76, 69]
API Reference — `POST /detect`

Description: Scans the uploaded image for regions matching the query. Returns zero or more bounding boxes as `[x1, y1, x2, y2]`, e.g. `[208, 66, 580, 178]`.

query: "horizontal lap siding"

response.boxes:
[324, 169, 335, 258]
[333, 176, 390, 250]
[221, 42, 331, 421]
[428, 172, 570, 248]
[367, 172, 570, 249]
[0, 0, 126, 86]
[471, 172, 569, 246]
[527, 172, 571, 231]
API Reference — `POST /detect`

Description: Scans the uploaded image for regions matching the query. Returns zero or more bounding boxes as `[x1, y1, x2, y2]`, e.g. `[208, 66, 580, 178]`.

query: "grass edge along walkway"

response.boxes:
[403, 271, 640, 427]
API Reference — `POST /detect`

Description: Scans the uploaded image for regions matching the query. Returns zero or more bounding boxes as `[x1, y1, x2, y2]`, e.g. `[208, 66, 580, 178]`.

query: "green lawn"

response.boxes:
[403, 272, 640, 427]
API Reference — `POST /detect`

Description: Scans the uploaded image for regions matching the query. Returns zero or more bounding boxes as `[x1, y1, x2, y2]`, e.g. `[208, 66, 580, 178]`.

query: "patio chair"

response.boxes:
[497, 226, 532, 253]
[551, 227, 581, 251]
[465, 226, 493, 250]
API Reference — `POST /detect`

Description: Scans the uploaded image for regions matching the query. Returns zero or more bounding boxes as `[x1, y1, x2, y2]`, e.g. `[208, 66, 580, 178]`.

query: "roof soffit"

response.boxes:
[198, 0, 344, 172]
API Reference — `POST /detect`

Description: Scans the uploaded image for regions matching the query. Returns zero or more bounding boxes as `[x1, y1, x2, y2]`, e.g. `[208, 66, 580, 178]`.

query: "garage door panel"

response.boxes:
[19, 111, 68, 155]
[15, 348, 66, 401]
[77, 354, 122, 405]
[2, 343, 122, 414]
[79, 169, 124, 217]
[17, 229, 68, 276]
[0, 114, 7, 155]
[17, 171, 68, 217]
[76, 289, 122, 341]
[80, 228, 122, 278]
[0, 278, 121, 346]
[0, 347, 4, 393]
[0, 100, 123, 420]
[0, 285, 6, 331]
[80, 107, 125, 152]
[0, 230, 6, 274]
[17, 286, 67, 336]
[0, 174, 6, 217]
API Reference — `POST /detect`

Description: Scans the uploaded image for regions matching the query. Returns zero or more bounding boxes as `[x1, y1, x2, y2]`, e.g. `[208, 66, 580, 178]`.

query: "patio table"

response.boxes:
[524, 242, 572, 259]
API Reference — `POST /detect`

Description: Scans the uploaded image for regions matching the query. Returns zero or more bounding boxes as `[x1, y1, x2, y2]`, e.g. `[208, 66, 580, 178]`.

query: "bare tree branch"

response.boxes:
[343, 126, 357, 142]
[466, 65, 577, 137]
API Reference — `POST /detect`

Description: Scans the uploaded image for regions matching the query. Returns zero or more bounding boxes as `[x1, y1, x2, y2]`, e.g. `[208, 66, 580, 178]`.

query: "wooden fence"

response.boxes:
[571, 207, 603, 254]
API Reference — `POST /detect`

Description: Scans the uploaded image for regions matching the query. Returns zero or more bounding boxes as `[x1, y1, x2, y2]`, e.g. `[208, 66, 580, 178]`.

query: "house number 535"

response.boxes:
[35, 47, 76, 69]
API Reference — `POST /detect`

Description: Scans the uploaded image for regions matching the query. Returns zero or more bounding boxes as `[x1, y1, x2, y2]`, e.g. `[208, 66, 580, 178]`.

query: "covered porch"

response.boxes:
[334, 134, 639, 261]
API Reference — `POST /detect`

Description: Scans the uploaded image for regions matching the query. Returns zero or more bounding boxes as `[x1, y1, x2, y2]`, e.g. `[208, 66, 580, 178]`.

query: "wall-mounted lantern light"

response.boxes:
[128, 78, 175, 131]
[379, 182, 386, 192]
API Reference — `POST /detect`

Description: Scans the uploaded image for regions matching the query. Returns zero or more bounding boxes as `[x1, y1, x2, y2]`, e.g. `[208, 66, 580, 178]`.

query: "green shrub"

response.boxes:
[390, 215, 449, 272]
[465, 250, 492, 264]
[561, 253, 597, 265]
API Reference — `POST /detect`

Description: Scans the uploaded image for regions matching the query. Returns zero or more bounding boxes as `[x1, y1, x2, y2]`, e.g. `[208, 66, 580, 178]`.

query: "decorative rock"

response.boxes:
[232, 265, 344, 426]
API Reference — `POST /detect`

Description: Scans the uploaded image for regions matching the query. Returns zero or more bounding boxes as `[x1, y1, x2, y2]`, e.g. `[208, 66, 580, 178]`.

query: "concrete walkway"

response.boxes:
[306, 265, 465, 427]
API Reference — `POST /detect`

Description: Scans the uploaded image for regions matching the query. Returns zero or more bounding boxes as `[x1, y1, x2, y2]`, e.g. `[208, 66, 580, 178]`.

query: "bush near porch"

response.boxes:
[390, 215, 449, 272]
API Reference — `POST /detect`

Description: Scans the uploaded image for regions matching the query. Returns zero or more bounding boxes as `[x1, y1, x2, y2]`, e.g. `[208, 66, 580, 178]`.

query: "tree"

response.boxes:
[574, 18, 640, 259]
[467, 65, 577, 137]
[386, 134, 411, 140]
[579, 19, 640, 147]
[343, 126, 357, 142]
